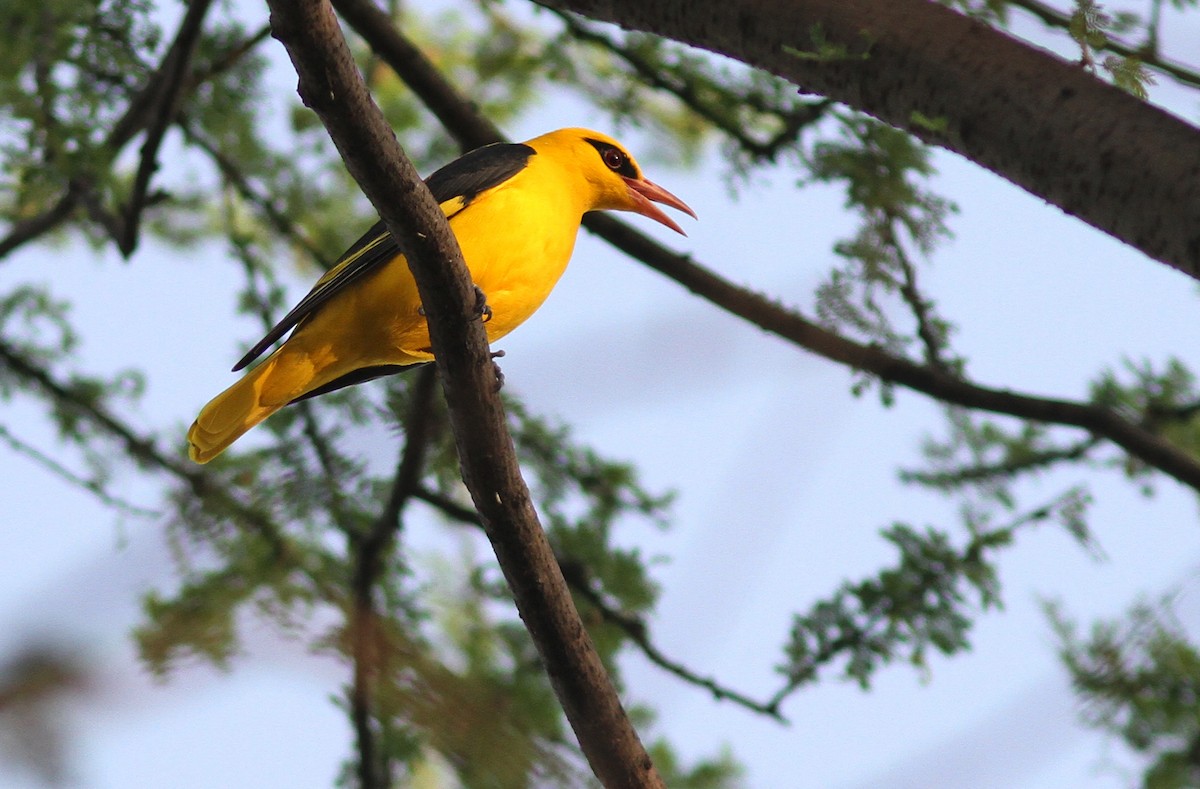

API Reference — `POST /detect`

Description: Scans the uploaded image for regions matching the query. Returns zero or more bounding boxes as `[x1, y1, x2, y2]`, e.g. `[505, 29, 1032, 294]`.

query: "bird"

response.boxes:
[187, 128, 695, 463]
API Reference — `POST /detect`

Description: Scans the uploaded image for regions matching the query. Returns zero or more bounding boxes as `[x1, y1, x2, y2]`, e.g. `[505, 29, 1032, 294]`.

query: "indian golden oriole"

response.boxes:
[187, 128, 695, 463]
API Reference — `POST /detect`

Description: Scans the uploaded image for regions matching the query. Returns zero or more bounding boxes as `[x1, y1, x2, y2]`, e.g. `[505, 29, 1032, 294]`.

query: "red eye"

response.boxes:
[603, 148, 625, 171]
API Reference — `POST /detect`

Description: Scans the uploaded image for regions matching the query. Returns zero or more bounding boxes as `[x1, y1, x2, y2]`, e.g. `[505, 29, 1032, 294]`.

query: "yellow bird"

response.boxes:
[187, 128, 695, 463]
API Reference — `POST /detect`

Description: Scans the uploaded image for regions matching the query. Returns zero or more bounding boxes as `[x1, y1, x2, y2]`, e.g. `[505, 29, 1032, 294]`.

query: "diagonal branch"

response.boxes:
[117, 0, 216, 256]
[413, 485, 786, 720]
[587, 212, 1200, 491]
[539, 0, 1200, 283]
[550, 9, 828, 162]
[1010, 0, 1200, 90]
[0, 188, 82, 260]
[332, 0, 504, 148]
[264, 1, 664, 786]
[0, 338, 291, 556]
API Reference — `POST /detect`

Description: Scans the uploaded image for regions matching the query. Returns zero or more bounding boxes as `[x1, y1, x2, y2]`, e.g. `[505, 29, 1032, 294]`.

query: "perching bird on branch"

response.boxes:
[187, 128, 695, 463]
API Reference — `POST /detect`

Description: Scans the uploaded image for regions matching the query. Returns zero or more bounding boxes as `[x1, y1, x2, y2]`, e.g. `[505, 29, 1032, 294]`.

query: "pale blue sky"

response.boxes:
[2, 2, 1199, 787]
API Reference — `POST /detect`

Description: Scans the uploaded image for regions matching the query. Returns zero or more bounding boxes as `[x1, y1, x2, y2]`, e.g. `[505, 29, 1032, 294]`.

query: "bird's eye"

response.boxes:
[602, 147, 626, 171]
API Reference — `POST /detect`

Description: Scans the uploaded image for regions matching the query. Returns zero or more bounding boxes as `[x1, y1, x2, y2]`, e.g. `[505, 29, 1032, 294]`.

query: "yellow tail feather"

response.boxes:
[187, 349, 319, 464]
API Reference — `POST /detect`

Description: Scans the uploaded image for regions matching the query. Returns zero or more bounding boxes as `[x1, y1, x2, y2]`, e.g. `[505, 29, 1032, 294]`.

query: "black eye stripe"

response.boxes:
[585, 138, 639, 179]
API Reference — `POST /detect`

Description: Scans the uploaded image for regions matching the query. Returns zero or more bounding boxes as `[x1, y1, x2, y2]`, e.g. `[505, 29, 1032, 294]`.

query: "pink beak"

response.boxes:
[622, 177, 697, 236]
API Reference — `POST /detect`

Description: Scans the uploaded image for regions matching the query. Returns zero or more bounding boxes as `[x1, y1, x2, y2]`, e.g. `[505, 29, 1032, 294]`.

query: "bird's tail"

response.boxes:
[187, 349, 317, 464]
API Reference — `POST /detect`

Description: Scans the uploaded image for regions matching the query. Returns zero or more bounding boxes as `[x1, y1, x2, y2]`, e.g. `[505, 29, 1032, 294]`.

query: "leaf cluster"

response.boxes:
[1051, 598, 1200, 788]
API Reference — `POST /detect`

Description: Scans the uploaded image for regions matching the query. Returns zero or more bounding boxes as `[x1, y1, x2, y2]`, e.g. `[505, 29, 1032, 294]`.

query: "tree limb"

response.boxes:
[412, 485, 787, 721]
[117, 0, 215, 256]
[333, 0, 1200, 503]
[586, 212, 1200, 491]
[538, 0, 1200, 282]
[1010, 0, 1200, 90]
[264, 2, 663, 786]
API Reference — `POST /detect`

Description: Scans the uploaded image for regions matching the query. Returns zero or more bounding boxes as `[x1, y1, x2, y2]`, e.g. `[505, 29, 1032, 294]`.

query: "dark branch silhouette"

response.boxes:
[327, 1, 1200, 495]
[540, 0, 1200, 283]
[264, 1, 665, 786]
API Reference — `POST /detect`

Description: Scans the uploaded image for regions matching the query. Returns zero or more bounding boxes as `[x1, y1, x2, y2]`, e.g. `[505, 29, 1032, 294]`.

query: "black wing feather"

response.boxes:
[287, 363, 423, 403]
[232, 142, 536, 372]
[425, 142, 534, 212]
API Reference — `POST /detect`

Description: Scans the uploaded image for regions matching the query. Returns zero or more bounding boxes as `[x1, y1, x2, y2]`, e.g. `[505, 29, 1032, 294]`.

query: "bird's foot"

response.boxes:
[473, 285, 493, 323]
[490, 349, 505, 391]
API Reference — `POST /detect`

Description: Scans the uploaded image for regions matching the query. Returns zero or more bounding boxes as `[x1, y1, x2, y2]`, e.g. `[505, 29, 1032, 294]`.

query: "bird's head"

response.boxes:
[531, 128, 696, 235]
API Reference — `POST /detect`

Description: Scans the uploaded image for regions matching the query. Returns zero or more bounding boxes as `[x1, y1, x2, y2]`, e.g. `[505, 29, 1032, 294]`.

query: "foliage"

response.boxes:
[1, 0, 1199, 786]
[1050, 598, 1200, 788]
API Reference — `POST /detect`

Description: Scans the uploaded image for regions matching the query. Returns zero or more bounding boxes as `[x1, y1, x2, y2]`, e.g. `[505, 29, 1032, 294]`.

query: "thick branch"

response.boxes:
[539, 0, 1200, 282]
[333, 0, 1200, 495]
[264, 2, 662, 786]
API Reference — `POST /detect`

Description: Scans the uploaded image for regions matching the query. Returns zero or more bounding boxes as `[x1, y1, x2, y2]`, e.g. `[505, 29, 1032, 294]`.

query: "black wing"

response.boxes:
[425, 141, 535, 213]
[232, 141, 536, 372]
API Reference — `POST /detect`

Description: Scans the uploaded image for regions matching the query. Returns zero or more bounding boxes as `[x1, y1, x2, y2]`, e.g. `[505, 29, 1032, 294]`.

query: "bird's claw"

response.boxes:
[473, 285, 492, 323]
[491, 349, 505, 391]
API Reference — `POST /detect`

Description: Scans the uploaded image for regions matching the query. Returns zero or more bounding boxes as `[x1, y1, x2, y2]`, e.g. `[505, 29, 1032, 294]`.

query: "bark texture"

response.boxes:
[266, 1, 664, 786]
[540, 0, 1200, 281]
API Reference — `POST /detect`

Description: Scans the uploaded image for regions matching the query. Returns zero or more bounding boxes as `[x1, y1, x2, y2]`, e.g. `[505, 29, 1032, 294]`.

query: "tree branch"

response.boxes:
[332, 0, 504, 148]
[346, 366, 439, 788]
[412, 485, 786, 721]
[539, 0, 1200, 282]
[550, 9, 828, 162]
[1010, 0, 1200, 90]
[0, 338, 292, 556]
[116, 0, 215, 256]
[584, 212, 1200, 491]
[187, 123, 326, 260]
[900, 434, 1104, 489]
[0, 422, 161, 518]
[333, 0, 1200, 507]
[264, 2, 663, 786]
[0, 14, 269, 262]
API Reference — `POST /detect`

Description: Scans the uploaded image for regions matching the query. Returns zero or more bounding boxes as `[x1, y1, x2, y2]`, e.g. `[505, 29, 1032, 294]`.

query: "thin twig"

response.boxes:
[0, 422, 161, 518]
[900, 435, 1103, 488]
[552, 10, 828, 162]
[0, 338, 292, 556]
[412, 486, 784, 720]
[560, 560, 788, 721]
[186, 123, 326, 261]
[882, 217, 952, 371]
[118, 0, 216, 256]
[1009, 0, 1200, 89]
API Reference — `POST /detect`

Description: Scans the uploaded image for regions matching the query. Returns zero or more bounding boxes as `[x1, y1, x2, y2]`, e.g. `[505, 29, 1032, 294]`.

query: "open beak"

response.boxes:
[622, 177, 697, 236]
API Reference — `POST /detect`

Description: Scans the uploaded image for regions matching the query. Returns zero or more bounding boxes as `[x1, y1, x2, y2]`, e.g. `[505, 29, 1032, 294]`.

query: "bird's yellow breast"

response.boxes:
[367, 152, 588, 359]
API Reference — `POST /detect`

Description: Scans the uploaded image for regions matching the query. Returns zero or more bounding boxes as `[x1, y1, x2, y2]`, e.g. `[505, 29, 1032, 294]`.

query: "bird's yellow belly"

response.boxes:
[390, 187, 581, 356]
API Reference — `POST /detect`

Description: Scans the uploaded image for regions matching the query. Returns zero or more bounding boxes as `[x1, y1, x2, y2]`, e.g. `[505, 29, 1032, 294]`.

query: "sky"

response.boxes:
[2, 2, 1200, 788]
